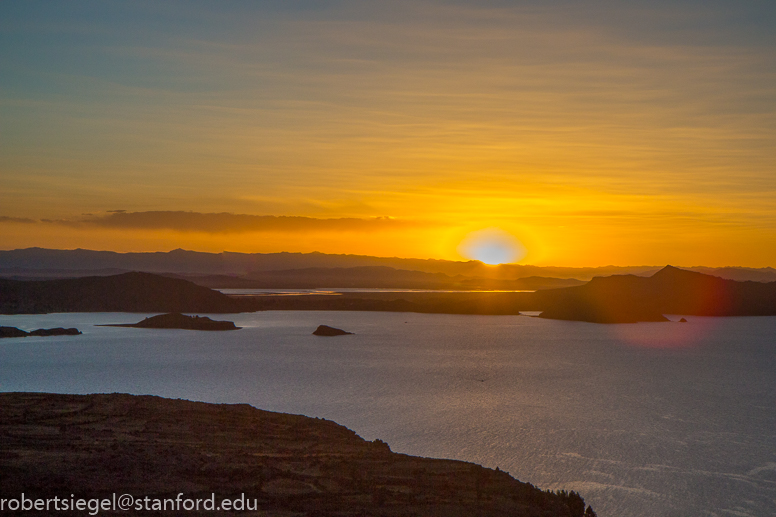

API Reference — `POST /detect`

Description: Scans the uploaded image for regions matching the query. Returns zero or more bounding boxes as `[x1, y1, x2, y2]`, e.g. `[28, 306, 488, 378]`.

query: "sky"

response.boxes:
[1, 0, 775, 266]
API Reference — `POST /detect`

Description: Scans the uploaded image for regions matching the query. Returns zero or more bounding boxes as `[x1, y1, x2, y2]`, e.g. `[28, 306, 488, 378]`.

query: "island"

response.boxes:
[0, 392, 596, 517]
[312, 324, 353, 336]
[0, 326, 81, 338]
[100, 312, 240, 331]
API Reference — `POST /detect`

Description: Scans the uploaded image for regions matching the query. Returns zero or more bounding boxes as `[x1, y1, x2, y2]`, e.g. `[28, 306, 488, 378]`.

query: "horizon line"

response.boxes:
[1, 246, 773, 271]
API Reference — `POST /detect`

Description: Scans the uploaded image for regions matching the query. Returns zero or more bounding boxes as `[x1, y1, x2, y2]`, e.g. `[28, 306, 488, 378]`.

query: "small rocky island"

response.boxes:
[0, 393, 595, 517]
[313, 324, 353, 336]
[101, 312, 240, 331]
[0, 326, 81, 338]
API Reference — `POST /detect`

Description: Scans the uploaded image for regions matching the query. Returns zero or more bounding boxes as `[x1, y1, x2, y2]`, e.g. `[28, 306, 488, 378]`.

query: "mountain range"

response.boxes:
[3, 247, 776, 283]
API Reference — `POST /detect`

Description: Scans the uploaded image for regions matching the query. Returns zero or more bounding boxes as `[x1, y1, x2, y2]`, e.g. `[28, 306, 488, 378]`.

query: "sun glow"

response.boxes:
[457, 228, 527, 265]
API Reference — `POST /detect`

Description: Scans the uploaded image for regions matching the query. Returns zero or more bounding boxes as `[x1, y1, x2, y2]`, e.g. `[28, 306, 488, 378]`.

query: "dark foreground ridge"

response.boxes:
[0, 393, 595, 517]
[0, 326, 81, 338]
[313, 324, 353, 336]
[100, 312, 240, 331]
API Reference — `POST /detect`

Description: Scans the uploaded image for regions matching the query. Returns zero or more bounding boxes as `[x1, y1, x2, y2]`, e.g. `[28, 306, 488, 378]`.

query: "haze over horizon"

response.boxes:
[2, 1, 775, 267]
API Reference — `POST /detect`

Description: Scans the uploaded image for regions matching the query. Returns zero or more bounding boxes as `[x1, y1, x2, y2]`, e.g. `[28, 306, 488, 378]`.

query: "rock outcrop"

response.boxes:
[312, 324, 353, 336]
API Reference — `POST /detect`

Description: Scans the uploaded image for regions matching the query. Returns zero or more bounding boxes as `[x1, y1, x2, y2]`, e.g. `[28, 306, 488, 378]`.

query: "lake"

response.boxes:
[1, 311, 774, 517]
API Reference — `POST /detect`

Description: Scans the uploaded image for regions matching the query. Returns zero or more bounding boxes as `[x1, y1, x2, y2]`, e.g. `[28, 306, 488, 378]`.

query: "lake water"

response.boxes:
[1, 311, 775, 517]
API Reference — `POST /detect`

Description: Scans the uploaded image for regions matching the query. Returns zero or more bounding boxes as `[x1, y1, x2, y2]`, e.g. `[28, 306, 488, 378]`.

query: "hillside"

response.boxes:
[536, 265, 776, 322]
[0, 272, 244, 314]
[0, 392, 595, 517]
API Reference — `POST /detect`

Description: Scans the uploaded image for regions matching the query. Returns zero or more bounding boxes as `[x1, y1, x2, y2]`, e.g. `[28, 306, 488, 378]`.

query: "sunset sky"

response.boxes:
[1, 1, 775, 266]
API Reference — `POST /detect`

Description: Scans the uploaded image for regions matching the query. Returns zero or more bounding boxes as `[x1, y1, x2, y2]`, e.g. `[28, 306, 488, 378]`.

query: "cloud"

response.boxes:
[0, 216, 37, 224]
[70, 211, 427, 234]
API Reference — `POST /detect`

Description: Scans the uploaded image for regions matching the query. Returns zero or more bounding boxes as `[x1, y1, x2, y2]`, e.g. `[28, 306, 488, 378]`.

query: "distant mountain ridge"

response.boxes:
[2, 247, 774, 283]
[0, 247, 649, 280]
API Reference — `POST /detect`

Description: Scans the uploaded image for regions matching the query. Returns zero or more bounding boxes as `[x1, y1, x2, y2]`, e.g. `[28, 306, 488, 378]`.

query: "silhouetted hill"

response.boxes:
[536, 275, 670, 323]
[0, 272, 244, 314]
[641, 265, 776, 315]
[536, 265, 776, 322]
[0, 392, 594, 517]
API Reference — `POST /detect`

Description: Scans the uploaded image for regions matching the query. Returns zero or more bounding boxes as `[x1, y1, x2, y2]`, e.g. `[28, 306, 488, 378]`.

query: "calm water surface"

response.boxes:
[1, 311, 774, 517]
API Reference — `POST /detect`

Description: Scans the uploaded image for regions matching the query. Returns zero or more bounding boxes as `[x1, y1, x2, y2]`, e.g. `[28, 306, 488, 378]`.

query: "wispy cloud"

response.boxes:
[0, 216, 37, 224]
[64, 211, 427, 234]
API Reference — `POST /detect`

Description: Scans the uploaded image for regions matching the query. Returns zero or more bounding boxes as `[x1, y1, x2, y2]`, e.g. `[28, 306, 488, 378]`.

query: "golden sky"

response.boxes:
[1, 1, 775, 266]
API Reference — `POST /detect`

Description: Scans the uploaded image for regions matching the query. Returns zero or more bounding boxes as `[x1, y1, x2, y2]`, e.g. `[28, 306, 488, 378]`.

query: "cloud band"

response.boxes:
[3, 211, 424, 234]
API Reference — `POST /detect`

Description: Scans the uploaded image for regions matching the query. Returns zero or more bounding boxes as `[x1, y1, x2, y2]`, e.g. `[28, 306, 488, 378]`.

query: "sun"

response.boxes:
[457, 228, 527, 265]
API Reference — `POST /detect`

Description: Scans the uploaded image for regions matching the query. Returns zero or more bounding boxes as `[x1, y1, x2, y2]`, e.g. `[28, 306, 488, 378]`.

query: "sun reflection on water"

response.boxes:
[610, 317, 719, 349]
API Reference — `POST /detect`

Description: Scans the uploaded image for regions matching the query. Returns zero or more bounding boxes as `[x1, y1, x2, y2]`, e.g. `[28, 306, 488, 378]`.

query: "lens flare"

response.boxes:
[457, 228, 527, 265]
[612, 316, 717, 349]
